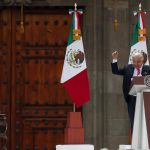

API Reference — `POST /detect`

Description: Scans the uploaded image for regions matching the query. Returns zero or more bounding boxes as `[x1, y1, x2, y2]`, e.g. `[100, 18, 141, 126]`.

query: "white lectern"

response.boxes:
[129, 76, 150, 149]
[56, 145, 94, 150]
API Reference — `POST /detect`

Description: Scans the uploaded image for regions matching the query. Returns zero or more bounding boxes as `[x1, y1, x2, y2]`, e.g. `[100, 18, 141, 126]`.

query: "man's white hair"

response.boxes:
[132, 52, 144, 60]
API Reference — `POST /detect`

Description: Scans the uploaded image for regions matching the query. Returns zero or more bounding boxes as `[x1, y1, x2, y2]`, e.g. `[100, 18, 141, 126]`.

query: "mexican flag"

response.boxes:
[129, 7, 149, 65]
[60, 8, 90, 107]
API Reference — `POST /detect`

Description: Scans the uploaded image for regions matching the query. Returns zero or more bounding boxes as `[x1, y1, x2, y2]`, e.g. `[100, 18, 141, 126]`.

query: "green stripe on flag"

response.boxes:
[67, 24, 74, 46]
[131, 14, 140, 46]
[67, 13, 75, 46]
[131, 23, 139, 46]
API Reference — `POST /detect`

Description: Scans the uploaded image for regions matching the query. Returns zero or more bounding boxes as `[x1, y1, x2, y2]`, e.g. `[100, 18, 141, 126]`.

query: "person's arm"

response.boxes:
[111, 51, 124, 75]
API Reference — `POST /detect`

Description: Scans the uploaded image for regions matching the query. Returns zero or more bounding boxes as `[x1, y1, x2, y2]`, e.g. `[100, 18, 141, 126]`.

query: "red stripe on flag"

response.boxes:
[140, 12, 145, 28]
[76, 12, 80, 29]
[63, 69, 90, 107]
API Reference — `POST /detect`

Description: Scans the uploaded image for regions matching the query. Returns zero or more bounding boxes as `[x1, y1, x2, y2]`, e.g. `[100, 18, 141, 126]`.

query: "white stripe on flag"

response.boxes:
[60, 38, 87, 83]
[75, 13, 78, 29]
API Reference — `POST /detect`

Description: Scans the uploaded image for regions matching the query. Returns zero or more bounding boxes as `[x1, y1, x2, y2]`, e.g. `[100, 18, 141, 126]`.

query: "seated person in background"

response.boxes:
[111, 51, 150, 131]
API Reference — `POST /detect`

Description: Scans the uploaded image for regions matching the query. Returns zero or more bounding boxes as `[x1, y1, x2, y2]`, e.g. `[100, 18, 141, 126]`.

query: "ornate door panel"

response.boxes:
[0, 8, 11, 150]
[11, 8, 73, 150]
[0, 7, 74, 150]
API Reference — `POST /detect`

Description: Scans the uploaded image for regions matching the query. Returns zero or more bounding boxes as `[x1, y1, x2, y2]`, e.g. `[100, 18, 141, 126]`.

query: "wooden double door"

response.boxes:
[0, 7, 73, 150]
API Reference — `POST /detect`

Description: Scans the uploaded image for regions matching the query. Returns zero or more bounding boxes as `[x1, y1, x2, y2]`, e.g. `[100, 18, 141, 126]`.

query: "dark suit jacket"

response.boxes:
[111, 62, 150, 101]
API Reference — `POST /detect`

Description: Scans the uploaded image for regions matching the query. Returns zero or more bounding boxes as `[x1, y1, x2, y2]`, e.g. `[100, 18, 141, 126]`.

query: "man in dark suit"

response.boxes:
[111, 51, 150, 131]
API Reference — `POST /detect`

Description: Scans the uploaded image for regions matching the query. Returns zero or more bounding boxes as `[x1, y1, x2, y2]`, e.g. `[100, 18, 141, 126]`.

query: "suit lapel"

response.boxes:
[141, 65, 147, 75]
[142, 65, 145, 75]
[129, 65, 134, 77]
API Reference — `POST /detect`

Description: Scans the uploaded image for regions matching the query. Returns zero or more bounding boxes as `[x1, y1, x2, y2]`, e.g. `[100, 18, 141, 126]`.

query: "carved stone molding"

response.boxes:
[15, 0, 88, 6]
[15, 0, 49, 6]
[0, 0, 14, 6]
[0, 0, 88, 6]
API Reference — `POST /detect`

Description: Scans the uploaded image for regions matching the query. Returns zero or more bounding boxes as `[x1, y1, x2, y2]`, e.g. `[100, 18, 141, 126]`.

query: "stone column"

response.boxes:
[83, 0, 104, 150]
[103, 0, 130, 149]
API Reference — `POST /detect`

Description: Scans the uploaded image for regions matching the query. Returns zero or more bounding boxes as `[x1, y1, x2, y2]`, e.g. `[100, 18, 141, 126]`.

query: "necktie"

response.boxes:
[137, 68, 140, 76]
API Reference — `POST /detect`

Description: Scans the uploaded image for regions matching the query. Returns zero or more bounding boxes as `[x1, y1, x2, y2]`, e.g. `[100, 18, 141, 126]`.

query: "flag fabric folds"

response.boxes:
[129, 5, 149, 65]
[60, 7, 90, 107]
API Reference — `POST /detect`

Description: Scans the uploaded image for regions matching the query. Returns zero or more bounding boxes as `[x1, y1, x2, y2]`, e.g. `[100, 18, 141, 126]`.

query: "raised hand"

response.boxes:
[112, 51, 119, 59]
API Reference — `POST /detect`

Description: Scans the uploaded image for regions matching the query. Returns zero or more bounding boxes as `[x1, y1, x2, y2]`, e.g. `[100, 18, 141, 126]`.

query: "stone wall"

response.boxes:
[84, 0, 150, 149]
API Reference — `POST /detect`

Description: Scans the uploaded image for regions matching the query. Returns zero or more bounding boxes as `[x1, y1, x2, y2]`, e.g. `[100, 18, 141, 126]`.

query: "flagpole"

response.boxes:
[73, 104, 76, 112]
